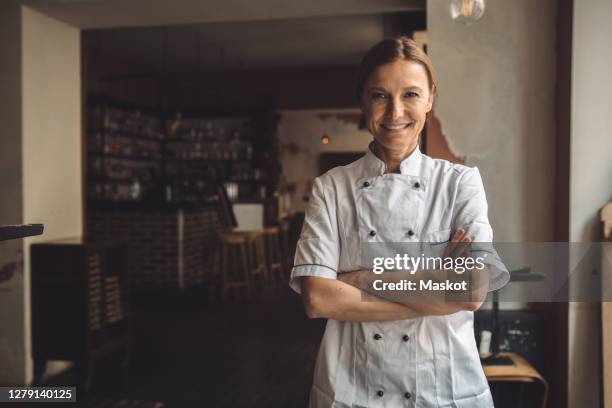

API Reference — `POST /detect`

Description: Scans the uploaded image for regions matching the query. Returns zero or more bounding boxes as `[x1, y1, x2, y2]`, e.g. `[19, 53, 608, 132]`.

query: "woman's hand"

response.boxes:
[444, 228, 473, 259]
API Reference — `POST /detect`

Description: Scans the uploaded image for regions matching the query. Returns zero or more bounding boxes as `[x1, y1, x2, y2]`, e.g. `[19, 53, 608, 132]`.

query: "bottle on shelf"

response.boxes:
[165, 184, 173, 202]
[130, 171, 142, 201]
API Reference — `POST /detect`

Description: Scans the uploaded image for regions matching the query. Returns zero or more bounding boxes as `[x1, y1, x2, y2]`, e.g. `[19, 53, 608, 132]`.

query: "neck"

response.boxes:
[372, 140, 418, 174]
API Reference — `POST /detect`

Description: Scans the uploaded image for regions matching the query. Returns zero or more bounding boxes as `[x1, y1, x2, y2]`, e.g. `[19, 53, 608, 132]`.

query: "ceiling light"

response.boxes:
[450, 0, 486, 24]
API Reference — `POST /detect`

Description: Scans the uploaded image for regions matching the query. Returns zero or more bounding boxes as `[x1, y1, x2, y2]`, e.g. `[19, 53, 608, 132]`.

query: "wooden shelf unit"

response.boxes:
[86, 95, 280, 205]
[31, 239, 130, 391]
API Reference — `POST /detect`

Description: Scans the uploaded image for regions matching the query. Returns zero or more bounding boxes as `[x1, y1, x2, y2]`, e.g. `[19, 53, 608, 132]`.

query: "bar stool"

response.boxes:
[263, 226, 284, 284]
[219, 231, 251, 303]
[278, 220, 293, 272]
[243, 230, 269, 288]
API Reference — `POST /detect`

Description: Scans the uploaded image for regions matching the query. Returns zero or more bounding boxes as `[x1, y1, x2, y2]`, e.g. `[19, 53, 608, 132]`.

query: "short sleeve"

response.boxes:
[289, 177, 340, 294]
[453, 167, 509, 292]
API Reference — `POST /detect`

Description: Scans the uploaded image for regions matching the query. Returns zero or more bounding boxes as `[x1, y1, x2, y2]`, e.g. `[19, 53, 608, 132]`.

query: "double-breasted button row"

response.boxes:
[363, 181, 420, 189]
[375, 390, 413, 399]
[373, 333, 410, 341]
[368, 229, 415, 238]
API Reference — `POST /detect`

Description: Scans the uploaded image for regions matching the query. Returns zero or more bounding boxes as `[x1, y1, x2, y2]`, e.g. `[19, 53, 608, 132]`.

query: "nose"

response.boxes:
[386, 97, 404, 121]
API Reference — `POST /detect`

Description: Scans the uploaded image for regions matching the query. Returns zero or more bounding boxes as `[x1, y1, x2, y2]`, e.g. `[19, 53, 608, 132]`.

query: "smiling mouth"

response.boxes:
[381, 123, 413, 131]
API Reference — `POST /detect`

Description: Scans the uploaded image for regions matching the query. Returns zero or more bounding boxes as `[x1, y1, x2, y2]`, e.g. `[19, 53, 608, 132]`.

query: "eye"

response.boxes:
[370, 92, 387, 101]
[405, 91, 419, 98]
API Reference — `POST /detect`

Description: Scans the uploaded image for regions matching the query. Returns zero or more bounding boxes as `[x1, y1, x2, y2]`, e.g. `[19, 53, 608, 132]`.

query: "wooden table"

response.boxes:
[483, 352, 548, 408]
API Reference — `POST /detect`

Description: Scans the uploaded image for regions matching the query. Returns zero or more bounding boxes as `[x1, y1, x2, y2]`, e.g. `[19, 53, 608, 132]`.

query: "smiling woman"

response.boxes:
[357, 37, 436, 173]
[290, 36, 509, 408]
[361, 59, 433, 173]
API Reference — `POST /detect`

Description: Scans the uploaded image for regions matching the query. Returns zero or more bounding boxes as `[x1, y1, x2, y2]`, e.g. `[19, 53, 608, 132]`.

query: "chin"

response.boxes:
[373, 132, 419, 151]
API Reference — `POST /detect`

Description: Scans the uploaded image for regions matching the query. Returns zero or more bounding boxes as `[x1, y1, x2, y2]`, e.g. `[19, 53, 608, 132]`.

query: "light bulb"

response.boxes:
[450, 0, 485, 24]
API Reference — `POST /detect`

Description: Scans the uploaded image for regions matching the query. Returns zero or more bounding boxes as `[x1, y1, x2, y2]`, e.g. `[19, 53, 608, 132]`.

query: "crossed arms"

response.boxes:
[300, 229, 490, 322]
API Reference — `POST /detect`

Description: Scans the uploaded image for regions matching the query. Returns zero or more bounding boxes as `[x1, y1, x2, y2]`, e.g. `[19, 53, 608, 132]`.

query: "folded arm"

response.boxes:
[338, 229, 489, 312]
[300, 229, 488, 322]
[337, 265, 489, 313]
[301, 274, 481, 322]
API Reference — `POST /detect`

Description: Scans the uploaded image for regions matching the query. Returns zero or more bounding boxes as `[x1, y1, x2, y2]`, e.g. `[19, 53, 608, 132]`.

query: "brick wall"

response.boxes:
[180, 209, 223, 289]
[88, 205, 223, 290]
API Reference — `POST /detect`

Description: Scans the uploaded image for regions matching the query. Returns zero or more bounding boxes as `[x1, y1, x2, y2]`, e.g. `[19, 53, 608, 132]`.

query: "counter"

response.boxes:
[87, 203, 223, 290]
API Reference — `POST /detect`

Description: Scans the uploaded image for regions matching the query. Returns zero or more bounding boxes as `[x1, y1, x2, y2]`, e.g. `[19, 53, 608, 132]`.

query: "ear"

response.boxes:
[426, 88, 434, 113]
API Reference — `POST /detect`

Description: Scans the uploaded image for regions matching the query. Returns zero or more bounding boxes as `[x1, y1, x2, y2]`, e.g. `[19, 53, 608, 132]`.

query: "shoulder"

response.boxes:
[423, 154, 483, 185]
[315, 154, 366, 186]
[421, 155, 487, 199]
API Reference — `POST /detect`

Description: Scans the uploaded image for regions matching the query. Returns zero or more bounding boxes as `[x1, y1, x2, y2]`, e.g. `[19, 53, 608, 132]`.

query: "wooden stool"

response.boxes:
[263, 227, 284, 284]
[219, 231, 251, 303]
[278, 220, 294, 271]
[242, 230, 269, 287]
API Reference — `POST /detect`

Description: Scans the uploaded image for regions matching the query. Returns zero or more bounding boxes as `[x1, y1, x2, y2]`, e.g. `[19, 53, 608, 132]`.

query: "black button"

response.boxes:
[373, 333, 382, 340]
[407, 230, 414, 237]
[403, 334, 410, 342]
[377, 390, 384, 397]
[363, 181, 370, 187]
[404, 392, 412, 399]
[369, 230, 376, 237]
[414, 182, 420, 188]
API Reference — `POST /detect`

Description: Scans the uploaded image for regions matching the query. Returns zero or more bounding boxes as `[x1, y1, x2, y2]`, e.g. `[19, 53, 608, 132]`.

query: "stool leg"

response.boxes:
[246, 237, 258, 290]
[273, 234, 284, 281]
[222, 243, 229, 304]
[270, 234, 278, 285]
[240, 243, 251, 300]
[247, 235, 268, 290]
[257, 236, 269, 285]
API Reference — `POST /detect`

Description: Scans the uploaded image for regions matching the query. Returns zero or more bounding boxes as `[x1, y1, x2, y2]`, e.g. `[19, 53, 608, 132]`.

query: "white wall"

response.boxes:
[569, 0, 612, 242]
[568, 0, 612, 406]
[427, 0, 556, 243]
[278, 109, 372, 212]
[21, 6, 82, 383]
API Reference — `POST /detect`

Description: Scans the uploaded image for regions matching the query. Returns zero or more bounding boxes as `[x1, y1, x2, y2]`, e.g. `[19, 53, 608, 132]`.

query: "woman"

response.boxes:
[289, 37, 509, 407]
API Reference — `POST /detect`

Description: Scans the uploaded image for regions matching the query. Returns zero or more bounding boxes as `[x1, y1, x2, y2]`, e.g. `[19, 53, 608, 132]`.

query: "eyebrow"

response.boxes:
[367, 86, 424, 93]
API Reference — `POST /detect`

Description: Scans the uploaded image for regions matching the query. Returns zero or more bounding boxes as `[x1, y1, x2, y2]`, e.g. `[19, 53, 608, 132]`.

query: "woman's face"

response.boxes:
[361, 59, 433, 154]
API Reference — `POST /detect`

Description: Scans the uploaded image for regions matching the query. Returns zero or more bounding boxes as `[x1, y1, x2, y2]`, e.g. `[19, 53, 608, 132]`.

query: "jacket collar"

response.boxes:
[363, 141, 424, 176]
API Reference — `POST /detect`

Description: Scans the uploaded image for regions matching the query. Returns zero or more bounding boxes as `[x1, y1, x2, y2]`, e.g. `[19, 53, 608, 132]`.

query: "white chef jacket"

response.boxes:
[290, 144, 509, 408]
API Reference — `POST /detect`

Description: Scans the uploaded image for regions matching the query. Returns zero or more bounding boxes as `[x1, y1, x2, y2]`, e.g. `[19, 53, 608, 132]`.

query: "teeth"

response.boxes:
[382, 123, 411, 130]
